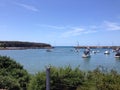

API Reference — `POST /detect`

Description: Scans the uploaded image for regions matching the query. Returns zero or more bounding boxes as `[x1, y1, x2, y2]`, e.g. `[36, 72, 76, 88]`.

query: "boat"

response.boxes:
[74, 41, 80, 50]
[115, 50, 120, 58]
[113, 48, 120, 53]
[92, 50, 97, 54]
[112, 49, 117, 52]
[82, 49, 91, 58]
[115, 53, 120, 58]
[82, 54, 91, 58]
[104, 50, 110, 54]
[46, 49, 52, 52]
[92, 50, 100, 53]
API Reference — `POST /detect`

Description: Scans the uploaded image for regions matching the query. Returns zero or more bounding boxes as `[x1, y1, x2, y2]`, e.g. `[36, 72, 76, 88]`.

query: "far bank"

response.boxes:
[0, 41, 53, 50]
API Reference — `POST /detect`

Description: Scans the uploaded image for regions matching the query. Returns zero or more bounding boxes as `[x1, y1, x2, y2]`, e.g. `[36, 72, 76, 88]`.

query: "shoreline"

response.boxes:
[0, 47, 53, 50]
[0, 41, 53, 50]
[0, 46, 120, 50]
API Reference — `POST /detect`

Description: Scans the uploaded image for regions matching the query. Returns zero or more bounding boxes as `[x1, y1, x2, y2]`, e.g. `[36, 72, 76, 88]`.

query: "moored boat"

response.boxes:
[104, 50, 110, 54]
[92, 50, 97, 54]
[115, 51, 120, 58]
[82, 48, 91, 58]
[46, 49, 52, 52]
[82, 54, 91, 58]
[115, 53, 120, 58]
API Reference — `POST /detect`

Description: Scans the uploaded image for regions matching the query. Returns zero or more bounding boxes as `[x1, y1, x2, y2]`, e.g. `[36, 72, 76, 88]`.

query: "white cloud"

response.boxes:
[61, 28, 85, 37]
[103, 21, 120, 31]
[37, 24, 98, 38]
[61, 25, 98, 38]
[89, 25, 100, 30]
[15, 3, 39, 12]
[38, 24, 66, 29]
[62, 25, 100, 38]
[84, 30, 97, 34]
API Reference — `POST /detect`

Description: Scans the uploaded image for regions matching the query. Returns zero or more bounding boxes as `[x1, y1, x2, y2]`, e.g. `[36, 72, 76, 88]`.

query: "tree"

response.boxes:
[0, 56, 30, 90]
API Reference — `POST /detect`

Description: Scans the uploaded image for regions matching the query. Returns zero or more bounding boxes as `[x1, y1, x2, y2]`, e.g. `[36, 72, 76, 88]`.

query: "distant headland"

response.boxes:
[0, 41, 52, 50]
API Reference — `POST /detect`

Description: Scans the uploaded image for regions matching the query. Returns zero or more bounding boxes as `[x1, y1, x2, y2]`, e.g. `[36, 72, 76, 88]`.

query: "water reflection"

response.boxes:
[104, 54, 110, 56]
[115, 57, 120, 60]
[82, 57, 91, 61]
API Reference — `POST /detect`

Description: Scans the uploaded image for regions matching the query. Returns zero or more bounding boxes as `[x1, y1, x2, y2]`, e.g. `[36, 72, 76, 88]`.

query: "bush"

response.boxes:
[28, 66, 85, 90]
[0, 76, 20, 90]
[0, 56, 30, 90]
[29, 66, 120, 90]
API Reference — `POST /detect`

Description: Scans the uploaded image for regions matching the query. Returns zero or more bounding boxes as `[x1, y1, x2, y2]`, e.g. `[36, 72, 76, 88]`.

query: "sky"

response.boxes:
[0, 0, 120, 46]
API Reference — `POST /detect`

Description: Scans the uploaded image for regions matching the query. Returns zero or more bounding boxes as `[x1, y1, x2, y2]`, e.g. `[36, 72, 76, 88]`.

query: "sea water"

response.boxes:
[0, 46, 120, 74]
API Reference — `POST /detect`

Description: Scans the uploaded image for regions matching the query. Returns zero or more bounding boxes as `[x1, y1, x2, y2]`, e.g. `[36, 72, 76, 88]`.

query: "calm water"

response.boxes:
[0, 46, 120, 74]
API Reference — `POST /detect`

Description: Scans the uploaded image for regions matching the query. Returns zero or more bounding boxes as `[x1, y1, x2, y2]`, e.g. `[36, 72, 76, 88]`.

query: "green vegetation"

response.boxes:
[28, 66, 120, 90]
[0, 41, 52, 49]
[0, 56, 30, 90]
[1, 55, 120, 90]
[28, 66, 85, 90]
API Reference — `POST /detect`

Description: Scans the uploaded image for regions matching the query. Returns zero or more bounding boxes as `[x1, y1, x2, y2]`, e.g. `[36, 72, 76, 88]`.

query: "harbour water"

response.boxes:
[0, 46, 120, 74]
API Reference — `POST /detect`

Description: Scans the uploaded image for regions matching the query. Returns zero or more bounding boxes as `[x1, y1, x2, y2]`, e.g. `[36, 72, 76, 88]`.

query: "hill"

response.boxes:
[0, 41, 52, 50]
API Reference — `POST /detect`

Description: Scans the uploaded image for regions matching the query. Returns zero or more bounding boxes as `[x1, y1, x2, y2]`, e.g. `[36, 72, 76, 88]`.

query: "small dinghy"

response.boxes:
[46, 49, 52, 52]
[104, 50, 110, 54]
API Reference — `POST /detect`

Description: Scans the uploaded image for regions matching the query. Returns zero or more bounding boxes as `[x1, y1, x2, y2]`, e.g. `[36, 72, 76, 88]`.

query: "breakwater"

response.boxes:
[74, 46, 120, 49]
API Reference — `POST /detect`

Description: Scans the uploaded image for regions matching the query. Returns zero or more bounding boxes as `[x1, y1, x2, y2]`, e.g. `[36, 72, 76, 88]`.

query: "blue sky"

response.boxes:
[0, 0, 120, 46]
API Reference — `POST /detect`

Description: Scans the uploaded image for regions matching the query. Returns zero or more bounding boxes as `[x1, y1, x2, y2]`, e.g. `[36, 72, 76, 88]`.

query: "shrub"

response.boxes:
[0, 56, 30, 90]
[28, 66, 85, 90]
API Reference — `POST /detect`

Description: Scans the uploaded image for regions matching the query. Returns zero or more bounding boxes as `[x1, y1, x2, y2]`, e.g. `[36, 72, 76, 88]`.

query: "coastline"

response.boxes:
[0, 47, 53, 50]
[0, 41, 52, 50]
[0, 46, 120, 50]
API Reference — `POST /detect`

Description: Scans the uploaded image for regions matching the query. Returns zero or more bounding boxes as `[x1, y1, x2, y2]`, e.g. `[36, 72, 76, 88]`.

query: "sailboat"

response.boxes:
[74, 41, 80, 52]
[74, 41, 81, 48]
[82, 48, 91, 58]
[115, 52, 120, 58]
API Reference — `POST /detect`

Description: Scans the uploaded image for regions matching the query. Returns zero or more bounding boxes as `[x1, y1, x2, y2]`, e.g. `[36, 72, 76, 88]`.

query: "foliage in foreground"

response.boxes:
[86, 68, 120, 90]
[29, 66, 120, 90]
[0, 56, 30, 90]
[28, 65, 85, 90]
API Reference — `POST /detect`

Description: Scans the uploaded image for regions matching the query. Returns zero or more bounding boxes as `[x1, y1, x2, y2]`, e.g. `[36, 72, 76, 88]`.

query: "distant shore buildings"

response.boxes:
[74, 46, 120, 49]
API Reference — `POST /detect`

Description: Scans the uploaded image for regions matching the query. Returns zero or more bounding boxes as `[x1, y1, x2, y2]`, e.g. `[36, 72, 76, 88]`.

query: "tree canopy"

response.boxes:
[0, 56, 30, 90]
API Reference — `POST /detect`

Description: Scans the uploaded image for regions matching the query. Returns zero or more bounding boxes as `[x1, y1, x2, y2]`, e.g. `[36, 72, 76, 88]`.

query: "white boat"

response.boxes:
[115, 52, 120, 58]
[82, 49, 91, 58]
[115, 56, 120, 58]
[112, 49, 116, 52]
[82, 54, 91, 58]
[92, 51, 97, 54]
[104, 50, 110, 54]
